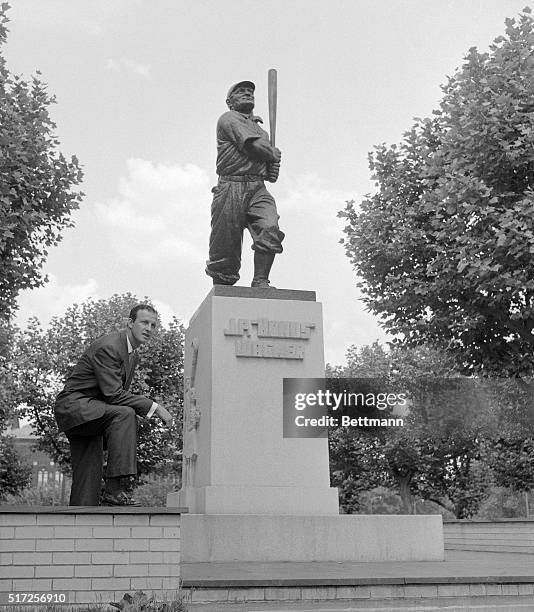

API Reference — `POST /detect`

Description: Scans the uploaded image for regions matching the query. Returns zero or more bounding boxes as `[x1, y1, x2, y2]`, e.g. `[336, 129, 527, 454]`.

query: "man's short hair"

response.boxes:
[129, 304, 158, 322]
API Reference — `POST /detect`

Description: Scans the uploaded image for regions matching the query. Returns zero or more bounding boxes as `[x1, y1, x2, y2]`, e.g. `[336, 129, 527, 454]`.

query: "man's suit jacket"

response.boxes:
[54, 330, 152, 433]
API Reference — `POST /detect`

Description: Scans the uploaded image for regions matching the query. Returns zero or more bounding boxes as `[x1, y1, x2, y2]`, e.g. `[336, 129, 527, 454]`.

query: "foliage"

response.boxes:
[0, 4, 83, 320]
[418, 455, 494, 519]
[39, 590, 190, 612]
[474, 486, 531, 519]
[2, 481, 69, 506]
[330, 430, 390, 512]
[0, 435, 32, 499]
[42, 606, 105, 612]
[486, 436, 534, 492]
[340, 8, 534, 378]
[356, 486, 454, 517]
[0, 321, 19, 432]
[328, 342, 497, 517]
[109, 590, 190, 612]
[131, 476, 180, 507]
[10, 294, 184, 477]
[471, 379, 534, 497]
[352, 486, 402, 515]
[3, 476, 179, 509]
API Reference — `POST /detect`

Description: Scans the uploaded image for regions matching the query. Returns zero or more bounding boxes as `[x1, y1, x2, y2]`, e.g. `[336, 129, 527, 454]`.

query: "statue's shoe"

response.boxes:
[251, 280, 275, 289]
[101, 491, 141, 506]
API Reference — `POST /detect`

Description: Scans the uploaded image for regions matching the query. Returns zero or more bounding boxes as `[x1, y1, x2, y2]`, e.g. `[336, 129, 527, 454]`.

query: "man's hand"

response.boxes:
[156, 404, 173, 427]
[272, 147, 281, 163]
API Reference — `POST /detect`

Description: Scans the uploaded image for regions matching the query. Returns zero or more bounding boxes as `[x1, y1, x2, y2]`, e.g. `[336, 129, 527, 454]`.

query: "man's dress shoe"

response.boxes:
[101, 491, 141, 506]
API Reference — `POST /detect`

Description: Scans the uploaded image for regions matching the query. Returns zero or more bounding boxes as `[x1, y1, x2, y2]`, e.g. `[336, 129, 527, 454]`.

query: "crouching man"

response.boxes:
[54, 304, 173, 506]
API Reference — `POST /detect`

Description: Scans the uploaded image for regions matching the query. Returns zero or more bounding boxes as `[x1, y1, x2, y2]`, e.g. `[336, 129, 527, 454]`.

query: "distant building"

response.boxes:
[4, 419, 69, 492]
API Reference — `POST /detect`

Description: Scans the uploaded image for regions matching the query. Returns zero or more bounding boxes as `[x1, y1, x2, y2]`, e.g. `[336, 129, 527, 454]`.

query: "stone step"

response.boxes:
[187, 595, 534, 611]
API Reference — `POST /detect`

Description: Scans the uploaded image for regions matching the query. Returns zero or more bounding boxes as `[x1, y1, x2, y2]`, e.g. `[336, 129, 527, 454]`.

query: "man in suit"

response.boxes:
[54, 304, 173, 506]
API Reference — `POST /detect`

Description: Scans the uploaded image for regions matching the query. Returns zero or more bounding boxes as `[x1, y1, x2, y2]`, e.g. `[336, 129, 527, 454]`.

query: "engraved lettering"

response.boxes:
[227, 317, 314, 357]
[257, 318, 269, 336]
[224, 318, 239, 336]
[238, 319, 250, 336]
[234, 340, 304, 359]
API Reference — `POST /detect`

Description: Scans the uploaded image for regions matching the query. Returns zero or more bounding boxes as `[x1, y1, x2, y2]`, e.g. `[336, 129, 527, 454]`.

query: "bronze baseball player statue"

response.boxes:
[205, 79, 283, 288]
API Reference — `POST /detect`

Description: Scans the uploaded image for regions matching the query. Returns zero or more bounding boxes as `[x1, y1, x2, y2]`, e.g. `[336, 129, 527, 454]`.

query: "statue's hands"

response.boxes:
[266, 161, 281, 183]
[156, 404, 173, 427]
[267, 148, 281, 182]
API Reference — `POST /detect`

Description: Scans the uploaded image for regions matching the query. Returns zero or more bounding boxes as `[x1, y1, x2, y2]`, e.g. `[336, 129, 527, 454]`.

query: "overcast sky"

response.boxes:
[5, 0, 529, 364]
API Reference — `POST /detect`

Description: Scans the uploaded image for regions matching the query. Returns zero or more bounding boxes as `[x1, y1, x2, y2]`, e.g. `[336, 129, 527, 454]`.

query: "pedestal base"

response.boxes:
[180, 514, 444, 563]
[172, 287, 337, 516]
[168, 485, 339, 515]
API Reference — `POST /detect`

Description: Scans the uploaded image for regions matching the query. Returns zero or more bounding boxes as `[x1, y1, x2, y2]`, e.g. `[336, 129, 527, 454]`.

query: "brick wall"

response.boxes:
[1, 509, 182, 605]
[444, 519, 534, 553]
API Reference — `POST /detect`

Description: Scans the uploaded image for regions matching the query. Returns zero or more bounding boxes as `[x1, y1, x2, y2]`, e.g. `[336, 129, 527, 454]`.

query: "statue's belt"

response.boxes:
[219, 174, 265, 182]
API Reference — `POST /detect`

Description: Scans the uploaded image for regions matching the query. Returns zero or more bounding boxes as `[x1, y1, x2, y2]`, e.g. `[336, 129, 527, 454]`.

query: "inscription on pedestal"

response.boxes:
[224, 317, 315, 359]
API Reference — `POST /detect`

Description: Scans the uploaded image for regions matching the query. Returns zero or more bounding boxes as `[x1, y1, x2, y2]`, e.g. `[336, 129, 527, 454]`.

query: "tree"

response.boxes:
[328, 343, 496, 517]
[0, 321, 18, 431]
[0, 435, 31, 500]
[328, 343, 393, 512]
[340, 8, 534, 379]
[0, 320, 31, 499]
[486, 436, 534, 493]
[10, 294, 184, 478]
[481, 378, 534, 495]
[329, 427, 390, 512]
[476, 486, 532, 519]
[0, 3, 83, 320]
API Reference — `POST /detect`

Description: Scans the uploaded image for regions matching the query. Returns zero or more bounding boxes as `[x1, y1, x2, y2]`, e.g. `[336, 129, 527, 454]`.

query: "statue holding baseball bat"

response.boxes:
[205, 71, 283, 288]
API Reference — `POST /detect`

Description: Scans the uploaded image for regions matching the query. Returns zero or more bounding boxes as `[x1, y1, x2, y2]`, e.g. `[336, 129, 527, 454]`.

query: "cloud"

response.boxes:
[270, 172, 389, 364]
[15, 275, 100, 328]
[279, 173, 356, 238]
[94, 159, 211, 265]
[94, 164, 352, 271]
[152, 298, 184, 327]
[10, 0, 139, 36]
[15, 274, 184, 333]
[79, 163, 387, 364]
[105, 58, 152, 79]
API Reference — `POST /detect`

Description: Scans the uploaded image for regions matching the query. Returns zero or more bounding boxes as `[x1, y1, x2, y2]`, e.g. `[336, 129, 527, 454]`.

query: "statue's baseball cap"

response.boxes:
[226, 80, 255, 99]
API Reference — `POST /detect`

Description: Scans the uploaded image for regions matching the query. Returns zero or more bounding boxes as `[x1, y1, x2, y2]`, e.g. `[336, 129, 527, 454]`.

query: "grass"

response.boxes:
[0, 589, 191, 612]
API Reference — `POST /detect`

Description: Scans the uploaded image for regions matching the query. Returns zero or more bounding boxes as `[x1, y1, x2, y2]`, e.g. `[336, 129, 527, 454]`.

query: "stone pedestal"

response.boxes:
[167, 286, 339, 515]
[168, 286, 444, 564]
[180, 514, 444, 562]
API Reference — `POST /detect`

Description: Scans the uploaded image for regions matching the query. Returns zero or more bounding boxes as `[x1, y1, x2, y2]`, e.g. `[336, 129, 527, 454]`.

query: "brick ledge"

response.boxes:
[444, 518, 534, 523]
[0, 505, 187, 514]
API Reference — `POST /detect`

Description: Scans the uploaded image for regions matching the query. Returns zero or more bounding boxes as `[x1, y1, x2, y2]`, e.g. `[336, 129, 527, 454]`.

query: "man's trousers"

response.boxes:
[66, 404, 137, 506]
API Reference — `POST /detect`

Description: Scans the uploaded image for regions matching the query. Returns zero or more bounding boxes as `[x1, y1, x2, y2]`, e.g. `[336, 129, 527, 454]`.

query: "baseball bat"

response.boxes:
[268, 68, 277, 147]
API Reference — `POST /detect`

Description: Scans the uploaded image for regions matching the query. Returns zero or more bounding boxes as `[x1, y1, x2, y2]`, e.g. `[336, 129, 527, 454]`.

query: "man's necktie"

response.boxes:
[126, 350, 138, 389]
